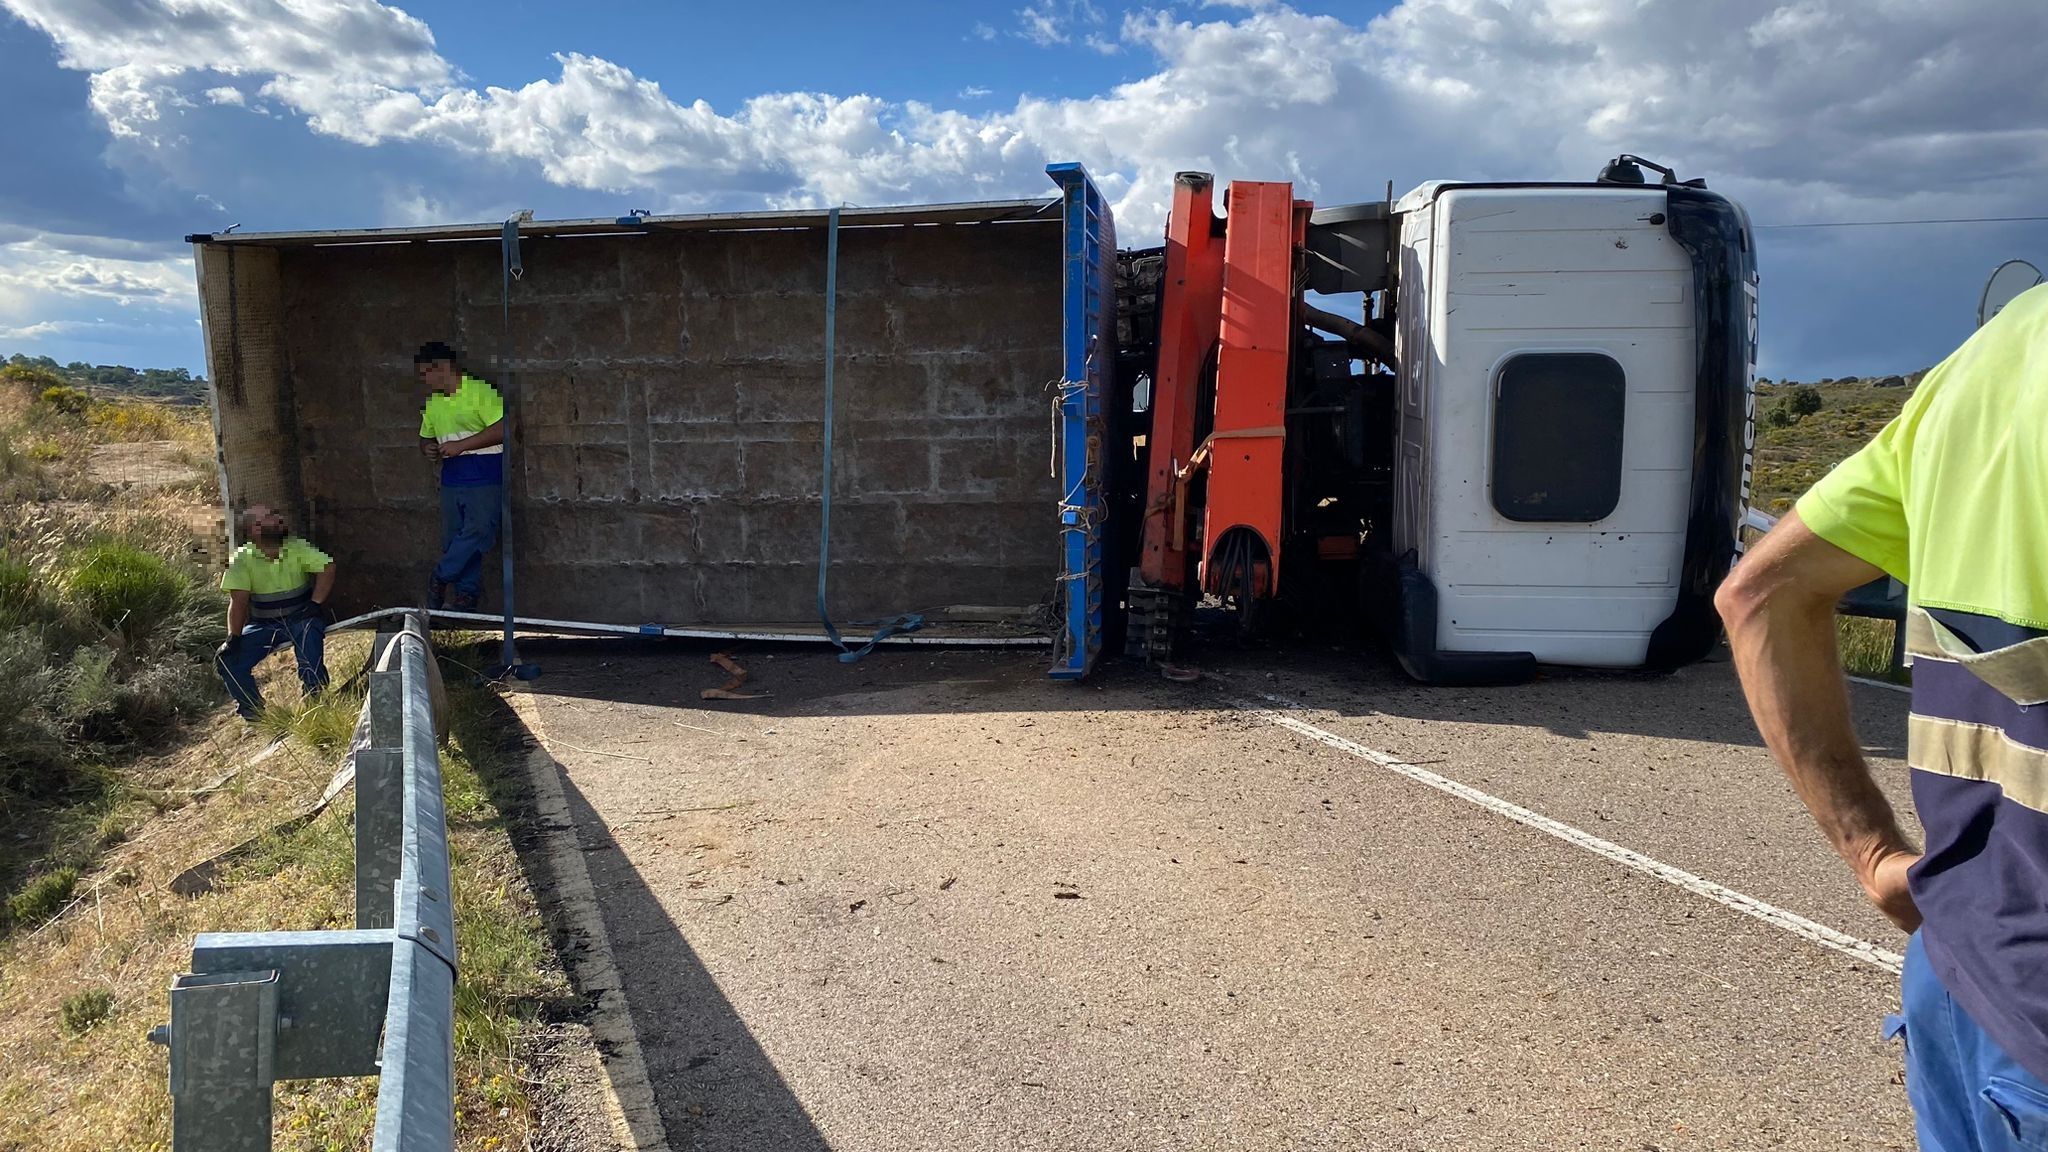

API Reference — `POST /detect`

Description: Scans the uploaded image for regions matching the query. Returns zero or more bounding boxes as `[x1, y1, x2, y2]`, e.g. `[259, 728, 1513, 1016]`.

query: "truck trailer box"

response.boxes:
[191, 199, 1070, 632]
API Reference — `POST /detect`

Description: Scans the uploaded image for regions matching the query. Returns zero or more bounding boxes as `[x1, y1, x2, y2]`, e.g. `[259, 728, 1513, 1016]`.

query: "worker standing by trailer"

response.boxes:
[415, 342, 505, 611]
[1719, 284, 2048, 1149]
[216, 505, 335, 720]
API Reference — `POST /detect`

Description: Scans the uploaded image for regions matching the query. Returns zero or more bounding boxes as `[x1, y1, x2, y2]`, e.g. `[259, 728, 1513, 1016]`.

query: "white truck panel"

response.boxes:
[1422, 187, 1695, 667]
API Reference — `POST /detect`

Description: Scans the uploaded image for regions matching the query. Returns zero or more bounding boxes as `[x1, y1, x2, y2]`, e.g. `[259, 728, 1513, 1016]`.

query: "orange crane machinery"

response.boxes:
[1127, 176, 1314, 659]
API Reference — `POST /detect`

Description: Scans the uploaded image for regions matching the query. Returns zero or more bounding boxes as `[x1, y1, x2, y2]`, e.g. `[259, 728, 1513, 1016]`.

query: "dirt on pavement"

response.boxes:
[506, 640, 1915, 1151]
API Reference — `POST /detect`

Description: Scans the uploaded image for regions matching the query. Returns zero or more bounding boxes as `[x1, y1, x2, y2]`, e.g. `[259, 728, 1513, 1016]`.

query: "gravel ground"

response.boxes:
[511, 639, 1915, 1151]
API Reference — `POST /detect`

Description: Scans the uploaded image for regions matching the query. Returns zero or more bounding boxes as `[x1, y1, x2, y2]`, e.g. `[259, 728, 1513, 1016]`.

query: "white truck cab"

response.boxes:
[1380, 170, 1758, 682]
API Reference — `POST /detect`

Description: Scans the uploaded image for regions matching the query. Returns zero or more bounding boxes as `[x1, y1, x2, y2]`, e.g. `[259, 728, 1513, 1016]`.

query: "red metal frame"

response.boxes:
[1200, 182, 1308, 599]
[1138, 173, 1225, 593]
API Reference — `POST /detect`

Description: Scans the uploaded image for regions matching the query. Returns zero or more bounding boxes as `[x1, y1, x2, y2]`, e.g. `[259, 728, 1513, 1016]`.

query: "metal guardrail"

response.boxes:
[151, 612, 457, 1150]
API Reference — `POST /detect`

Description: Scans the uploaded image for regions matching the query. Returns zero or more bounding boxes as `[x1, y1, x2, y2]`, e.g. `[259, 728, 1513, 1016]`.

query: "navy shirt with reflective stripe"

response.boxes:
[1907, 608, 2048, 1079]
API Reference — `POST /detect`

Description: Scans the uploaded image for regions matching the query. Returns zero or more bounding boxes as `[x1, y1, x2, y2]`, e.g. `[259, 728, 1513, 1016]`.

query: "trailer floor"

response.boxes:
[506, 639, 1916, 1151]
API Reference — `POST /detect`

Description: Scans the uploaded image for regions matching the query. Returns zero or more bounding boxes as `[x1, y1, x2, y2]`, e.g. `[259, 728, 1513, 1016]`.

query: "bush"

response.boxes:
[65, 543, 186, 644]
[0, 364, 67, 393]
[0, 627, 69, 795]
[60, 988, 115, 1036]
[36, 386, 89, 416]
[0, 554, 39, 628]
[1786, 384, 1824, 417]
[87, 403, 185, 442]
[7, 866, 77, 926]
[1762, 402, 1797, 429]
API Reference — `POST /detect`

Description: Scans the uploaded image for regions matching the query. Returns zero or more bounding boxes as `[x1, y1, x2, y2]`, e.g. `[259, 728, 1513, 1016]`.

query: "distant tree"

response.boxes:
[1786, 385, 1823, 417]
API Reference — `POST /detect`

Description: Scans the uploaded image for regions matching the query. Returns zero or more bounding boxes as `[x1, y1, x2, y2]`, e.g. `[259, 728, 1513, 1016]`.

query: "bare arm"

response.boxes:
[311, 563, 336, 607]
[442, 420, 504, 456]
[1715, 510, 1921, 930]
[227, 589, 251, 637]
[420, 436, 442, 459]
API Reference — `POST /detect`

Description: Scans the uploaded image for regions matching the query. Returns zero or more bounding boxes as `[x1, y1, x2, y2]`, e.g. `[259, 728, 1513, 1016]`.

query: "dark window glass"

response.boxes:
[1491, 353, 1626, 523]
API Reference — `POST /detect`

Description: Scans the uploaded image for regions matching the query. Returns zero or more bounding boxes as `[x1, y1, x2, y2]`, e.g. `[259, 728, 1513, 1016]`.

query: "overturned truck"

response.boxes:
[194, 159, 1754, 683]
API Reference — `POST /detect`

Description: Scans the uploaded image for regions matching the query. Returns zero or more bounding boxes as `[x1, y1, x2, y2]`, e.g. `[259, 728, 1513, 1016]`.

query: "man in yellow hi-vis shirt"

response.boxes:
[1720, 284, 2048, 1149]
[415, 342, 504, 612]
[217, 505, 335, 720]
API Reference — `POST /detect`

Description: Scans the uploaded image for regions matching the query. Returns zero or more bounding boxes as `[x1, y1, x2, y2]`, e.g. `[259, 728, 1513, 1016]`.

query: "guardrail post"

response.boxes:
[164, 969, 279, 1151]
[157, 608, 456, 1152]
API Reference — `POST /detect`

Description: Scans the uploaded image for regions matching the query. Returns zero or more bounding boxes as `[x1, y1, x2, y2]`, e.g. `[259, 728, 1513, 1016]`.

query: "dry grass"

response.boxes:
[0, 375, 572, 1148]
[0, 636, 573, 1151]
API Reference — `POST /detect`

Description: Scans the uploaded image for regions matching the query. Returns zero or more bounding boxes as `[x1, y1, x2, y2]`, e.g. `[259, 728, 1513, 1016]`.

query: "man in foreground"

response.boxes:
[415, 342, 505, 611]
[1718, 283, 2048, 1149]
[217, 505, 335, 720]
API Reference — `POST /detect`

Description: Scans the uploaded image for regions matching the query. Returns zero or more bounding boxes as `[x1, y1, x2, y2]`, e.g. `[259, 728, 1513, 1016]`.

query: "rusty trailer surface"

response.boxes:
[191, 198, 1066, 635]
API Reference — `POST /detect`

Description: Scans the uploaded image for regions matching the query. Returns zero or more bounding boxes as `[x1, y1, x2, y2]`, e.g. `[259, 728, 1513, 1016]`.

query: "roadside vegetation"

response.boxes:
[0, 359, 584, 1150]
[1751, 375, 1922, 681]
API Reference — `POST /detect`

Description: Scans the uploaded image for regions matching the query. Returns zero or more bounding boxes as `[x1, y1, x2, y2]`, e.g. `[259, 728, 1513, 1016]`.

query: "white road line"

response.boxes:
[1232, 695, 1906, 976]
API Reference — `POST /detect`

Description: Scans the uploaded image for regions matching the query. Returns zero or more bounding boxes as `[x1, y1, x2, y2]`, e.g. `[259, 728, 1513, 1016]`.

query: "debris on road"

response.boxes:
[703, 651, 771, 701]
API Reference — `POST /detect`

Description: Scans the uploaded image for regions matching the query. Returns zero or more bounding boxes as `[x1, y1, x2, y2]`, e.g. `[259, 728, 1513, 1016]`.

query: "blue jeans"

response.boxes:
[435, 484, 501, 602]
[217, 614, 328, 719]
[1893, 932, 2048, 1150]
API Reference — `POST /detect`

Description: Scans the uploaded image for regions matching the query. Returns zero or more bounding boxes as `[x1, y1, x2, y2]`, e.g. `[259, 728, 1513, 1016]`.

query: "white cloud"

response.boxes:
[1016, 4, 1070, 46]
[2, 0, 2045, 375]
[960, 86, 994, 99]
[1013, 1, 1107, 48]
[0, 237, 192, 312]
[1084, 33, 1121, 55]
[204, 86, 245, 106]
[13, 0, 2044, 241]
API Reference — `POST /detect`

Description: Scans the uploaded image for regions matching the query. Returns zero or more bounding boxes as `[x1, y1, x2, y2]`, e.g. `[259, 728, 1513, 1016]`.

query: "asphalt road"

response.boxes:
[511, 639, 1916, 1151]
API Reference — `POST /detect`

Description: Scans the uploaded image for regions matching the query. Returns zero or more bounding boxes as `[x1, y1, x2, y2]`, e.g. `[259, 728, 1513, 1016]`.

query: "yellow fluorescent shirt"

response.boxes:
[1795, 283, 2048, 628]
[419, 375, 505, 442]
[221, 537, 331, 594]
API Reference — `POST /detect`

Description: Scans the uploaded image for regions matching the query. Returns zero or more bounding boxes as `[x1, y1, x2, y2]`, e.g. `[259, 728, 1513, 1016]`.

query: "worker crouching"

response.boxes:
[216, 505, 335, 720]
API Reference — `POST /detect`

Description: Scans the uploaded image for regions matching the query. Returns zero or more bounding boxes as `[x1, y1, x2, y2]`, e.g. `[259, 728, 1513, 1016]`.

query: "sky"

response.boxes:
[0, 0, 2043, 381]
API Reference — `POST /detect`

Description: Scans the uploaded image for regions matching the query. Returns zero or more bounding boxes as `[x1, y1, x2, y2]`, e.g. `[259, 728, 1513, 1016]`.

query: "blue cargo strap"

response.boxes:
[815, 205, 924, 663]
[493, 215, 537, 679]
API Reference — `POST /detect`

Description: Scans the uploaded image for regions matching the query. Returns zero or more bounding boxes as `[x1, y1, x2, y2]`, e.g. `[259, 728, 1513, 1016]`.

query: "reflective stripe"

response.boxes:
[1910, 714, 2048, 814]
[1908, 607, 2048, 705]
[434, 431, 502, 455]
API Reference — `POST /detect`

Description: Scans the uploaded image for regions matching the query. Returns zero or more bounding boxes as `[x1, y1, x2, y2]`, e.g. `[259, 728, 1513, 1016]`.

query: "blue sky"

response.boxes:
[1, 0, 2043, 380]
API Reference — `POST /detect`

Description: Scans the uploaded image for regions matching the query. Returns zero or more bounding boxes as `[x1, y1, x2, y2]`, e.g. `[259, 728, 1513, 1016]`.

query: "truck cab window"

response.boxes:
[1491, 352, 1627, 523]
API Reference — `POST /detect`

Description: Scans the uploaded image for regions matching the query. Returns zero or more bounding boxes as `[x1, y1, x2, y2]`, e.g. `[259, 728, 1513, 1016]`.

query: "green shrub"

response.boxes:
[59, 647, 119, 730]
[1763, 402, 1797, 429]
[36, 386, 89, 416]
[7, 866, 78, 926]
[65, 543, 186, 644]
[0, 627, 69, 795]
[60, 646, 212, 743]
[1786, 384, 1824, 417]
[0, 363, 68, 392]
[0, 554, 40, 628]
[60, 988, 115, 1036]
